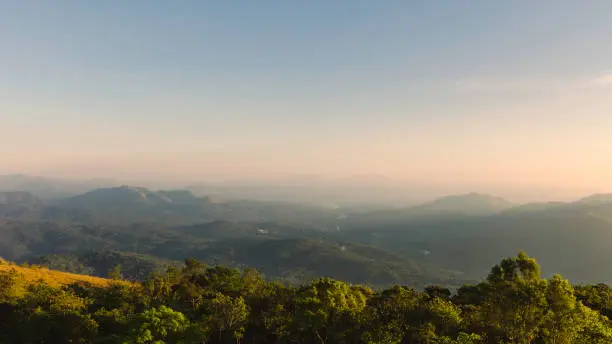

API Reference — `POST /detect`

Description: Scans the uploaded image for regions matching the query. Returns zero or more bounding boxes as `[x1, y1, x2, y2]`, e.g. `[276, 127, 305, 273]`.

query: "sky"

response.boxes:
[1, 1, 612, 197]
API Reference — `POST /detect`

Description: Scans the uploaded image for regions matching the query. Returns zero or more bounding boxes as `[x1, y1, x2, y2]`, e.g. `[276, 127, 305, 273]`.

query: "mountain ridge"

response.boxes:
[415, 192, 513, 215]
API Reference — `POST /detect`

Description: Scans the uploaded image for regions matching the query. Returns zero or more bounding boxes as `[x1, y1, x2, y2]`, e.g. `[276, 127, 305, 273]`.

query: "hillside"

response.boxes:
[31, 250, 181, 281]
[343, 193, 513, 229]
[178, 237, 464, 288]
[50, 186, 215, 225]
[414, 193, 513, 215]
[504, 201, 567, 213]
[4, 186, 612, 289]
[0, 216, 465, 288]
[338, 202, 612, 283]
[64, 185, 178, 208]
[0, 192, 43, 219]
[0, 258, 124, 287]
[578, 193, 612, 204]
[37, 186, 339, 227]
[19, 233, 463, 288]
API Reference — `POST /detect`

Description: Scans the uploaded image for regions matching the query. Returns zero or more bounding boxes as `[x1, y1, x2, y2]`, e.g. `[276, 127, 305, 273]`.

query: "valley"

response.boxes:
[2, 177, 612, 289]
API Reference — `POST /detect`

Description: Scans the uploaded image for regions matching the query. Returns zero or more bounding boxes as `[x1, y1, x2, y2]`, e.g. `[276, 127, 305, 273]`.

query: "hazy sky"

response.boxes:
[2, 1, 612, 193]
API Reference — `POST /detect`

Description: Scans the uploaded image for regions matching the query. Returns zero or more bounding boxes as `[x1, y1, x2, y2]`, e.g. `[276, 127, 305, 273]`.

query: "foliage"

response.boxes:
[129, 305, 192, 344]
[0, 252, 611, 343]
[0, 252, 612, 344]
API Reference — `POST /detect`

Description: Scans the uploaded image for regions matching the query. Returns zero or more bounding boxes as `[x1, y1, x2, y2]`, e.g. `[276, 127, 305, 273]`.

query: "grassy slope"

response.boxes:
[0, 259, 125, 288]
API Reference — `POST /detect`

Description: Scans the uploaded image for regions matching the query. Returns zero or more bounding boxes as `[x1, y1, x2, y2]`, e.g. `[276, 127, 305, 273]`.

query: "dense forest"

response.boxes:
[1, 252, 611, 343]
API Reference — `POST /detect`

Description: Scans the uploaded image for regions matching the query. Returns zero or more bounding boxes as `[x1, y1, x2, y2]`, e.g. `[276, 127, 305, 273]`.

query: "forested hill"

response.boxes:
[0, 252, 611, 343]
[4, 186, 612, 289]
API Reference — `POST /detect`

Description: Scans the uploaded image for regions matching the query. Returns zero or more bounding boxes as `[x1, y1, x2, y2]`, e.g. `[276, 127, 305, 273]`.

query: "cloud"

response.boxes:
[590, 72, 612, 87]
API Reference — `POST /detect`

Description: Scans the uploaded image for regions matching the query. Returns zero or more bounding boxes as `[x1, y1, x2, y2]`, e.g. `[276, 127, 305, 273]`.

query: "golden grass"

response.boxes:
[0, 261, 129, 288]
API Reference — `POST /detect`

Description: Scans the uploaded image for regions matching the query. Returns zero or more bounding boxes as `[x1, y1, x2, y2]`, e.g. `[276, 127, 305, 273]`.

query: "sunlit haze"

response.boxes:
[2, 1, 612, 201]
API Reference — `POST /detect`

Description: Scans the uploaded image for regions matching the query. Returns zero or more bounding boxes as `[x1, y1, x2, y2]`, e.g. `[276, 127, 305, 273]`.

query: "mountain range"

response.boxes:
[2, 180, 612, 288]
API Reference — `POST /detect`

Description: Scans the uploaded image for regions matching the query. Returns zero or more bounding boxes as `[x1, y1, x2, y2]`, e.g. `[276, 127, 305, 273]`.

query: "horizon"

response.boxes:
[0, 172, 608, 204]
[2, 1, 612, 197]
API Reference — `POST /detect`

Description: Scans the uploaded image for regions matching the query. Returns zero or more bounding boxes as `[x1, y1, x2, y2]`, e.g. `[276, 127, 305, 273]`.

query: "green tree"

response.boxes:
[257, 282, 295, 343]
[1, 251, 612, 344]
[0, 268, 23, 303]
[439, 332, 484, 344]
[290, 278, 369, 344]
[540, 274, 582, 343]
[130, 305, 191, 344]
[203, 292, 249, 344]
[17, 282, 99, 343]
[574, 283, 612, 318]
[467, 252, 549, 343]
[573, 302, 612, 343]
[183, 258, 206, 276]
[425, 285, 452, 300]
[361, 285, 420, 344]
[109, 265, 123, 280]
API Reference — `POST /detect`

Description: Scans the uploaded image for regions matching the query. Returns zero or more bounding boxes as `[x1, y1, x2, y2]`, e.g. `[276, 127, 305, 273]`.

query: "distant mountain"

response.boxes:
[503, 193, 612, 214]
[51, 186, 215, 225]
[0, 191, 41, 206]
[64, 185, 174, 208]
[0, 191, 43, 219]
[577, 193, 612, 205]
[54, 186, 339, 228]
[414, 193, 513, 215]
[157, 189, 203, 205]
[0, 175, 59, 197]
[504, 201, 568, 213]
[7, 185, 612, 287]
[342, 193, 514, 228]
[337, 198, 612, 284]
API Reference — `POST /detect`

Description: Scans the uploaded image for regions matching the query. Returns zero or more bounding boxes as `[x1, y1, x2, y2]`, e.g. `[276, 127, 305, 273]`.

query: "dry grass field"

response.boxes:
[0, 258, 128, 288]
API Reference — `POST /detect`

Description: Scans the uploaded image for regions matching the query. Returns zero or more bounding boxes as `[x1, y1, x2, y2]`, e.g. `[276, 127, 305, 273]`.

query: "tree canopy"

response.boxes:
[0, 252, 611, 343]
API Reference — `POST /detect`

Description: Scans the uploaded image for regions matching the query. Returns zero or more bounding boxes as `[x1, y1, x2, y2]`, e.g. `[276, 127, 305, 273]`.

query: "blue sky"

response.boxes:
[1, 1, 612, 195]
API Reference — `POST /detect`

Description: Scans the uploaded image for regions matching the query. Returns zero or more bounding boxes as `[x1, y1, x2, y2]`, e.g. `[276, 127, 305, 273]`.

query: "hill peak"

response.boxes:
[65, 185, 173, 207]
[418, 192, 512, 215]
[577, 193, 612, 204]
[117, 184, 149, 191]
[62, 186, 208, 212]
